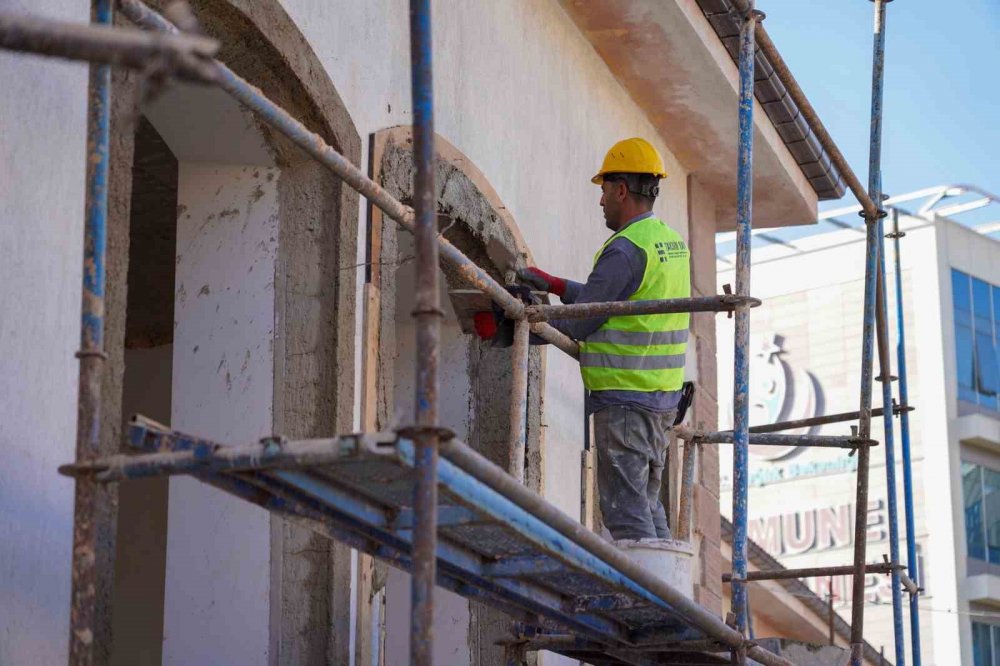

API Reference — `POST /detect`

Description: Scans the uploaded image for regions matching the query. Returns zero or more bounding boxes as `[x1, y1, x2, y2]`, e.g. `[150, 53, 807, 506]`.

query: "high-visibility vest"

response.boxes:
[579, 216, 690, 393]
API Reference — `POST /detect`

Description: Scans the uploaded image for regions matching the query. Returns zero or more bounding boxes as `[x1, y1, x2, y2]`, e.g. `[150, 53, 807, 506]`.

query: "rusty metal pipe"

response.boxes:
[850, 2, 890, 663]
[68, 2, 114, 663]
[675, 441, 698, 542]
[409, 1, 439, 663]
[529, 322, 578, 357]
[877, 220, 906, 664]
[0, 10, 218, 81]
[115, 0, 580, 358]
[746, 404, 911, 434]
[507, 319, 530, 482]
[723, 562, 896, 583]
[59, 423, 395, 482]
[730, 7, 760, 651]
[674, 428, 875, 450]
[526, 295, 759, 322]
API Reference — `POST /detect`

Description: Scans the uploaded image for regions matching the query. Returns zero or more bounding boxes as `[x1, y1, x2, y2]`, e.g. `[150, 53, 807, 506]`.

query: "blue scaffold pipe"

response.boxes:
[731, 4, 758, 656]
[850, 2, 889, 665]
[893, 208, 922, 665]
[878, 221, 906, 666]
[69, 1, 113, 662]
[408, 1, 440, 666]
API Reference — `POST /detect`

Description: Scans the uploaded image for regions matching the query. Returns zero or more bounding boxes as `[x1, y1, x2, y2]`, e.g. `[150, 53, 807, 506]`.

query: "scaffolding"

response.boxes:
[0, 0, 923, 664]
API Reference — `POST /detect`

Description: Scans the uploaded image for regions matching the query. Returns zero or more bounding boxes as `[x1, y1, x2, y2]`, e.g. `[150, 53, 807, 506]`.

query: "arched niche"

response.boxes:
[103, 2, 360, 663]
[362, 126, 546, 666]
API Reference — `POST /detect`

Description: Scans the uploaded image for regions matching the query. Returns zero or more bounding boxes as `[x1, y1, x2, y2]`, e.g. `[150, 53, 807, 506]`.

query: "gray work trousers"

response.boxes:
[593, 404, 676, 541]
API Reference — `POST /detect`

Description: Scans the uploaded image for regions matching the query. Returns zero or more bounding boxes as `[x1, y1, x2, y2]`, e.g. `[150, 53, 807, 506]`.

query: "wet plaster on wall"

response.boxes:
[273, 159, 356, 665]
[376, 138, 545, 485]
[168, 162, 280, 666]
[375, 138, 544, 666]
[91, 63, 141, 665]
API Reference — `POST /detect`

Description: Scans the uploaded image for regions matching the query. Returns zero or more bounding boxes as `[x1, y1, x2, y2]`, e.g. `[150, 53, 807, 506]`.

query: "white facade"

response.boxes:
[718, 201, 1000, 665]
[0, 1, 822, 664]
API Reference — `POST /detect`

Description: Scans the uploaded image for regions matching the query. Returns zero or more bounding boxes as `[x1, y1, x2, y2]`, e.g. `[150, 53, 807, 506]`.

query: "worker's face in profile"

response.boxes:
[600, 180, 628, 230]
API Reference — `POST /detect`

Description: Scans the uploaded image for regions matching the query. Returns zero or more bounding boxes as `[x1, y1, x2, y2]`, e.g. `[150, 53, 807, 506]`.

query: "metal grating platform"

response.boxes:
[106, 417, 734, 665]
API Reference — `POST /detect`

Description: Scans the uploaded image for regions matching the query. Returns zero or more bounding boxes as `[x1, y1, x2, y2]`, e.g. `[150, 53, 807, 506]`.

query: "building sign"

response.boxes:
[748, 498, 887, 556]
[747, 499, 894, 608]
[748, 333, 824, 461]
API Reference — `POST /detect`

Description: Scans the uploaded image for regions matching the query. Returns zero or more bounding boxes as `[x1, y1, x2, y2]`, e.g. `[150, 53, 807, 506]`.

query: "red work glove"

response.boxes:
[473, 311, 498, 340]
[517, 267, 567, 297]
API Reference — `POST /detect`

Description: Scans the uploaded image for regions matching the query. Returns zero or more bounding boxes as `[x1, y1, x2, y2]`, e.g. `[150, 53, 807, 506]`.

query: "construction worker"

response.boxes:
[519, 138, 691, 542]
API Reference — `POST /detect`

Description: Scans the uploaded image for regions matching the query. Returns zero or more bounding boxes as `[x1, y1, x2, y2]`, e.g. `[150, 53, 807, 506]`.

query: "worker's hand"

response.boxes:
[517, 267, 567, 297]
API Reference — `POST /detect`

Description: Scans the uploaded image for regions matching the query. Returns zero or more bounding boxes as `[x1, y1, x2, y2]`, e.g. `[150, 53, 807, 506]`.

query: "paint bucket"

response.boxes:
[613, 538, 694, 598]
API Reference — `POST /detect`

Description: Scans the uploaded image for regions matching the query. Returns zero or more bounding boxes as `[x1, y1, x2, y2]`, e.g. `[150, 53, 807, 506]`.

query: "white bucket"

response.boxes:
[613, 538, 694, 599]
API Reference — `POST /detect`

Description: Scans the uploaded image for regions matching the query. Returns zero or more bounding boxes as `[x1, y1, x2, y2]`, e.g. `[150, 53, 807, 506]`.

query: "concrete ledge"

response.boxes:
[962, 573, 1000, 605]
[559, 0, 818, 230]
[955, 413, 1000, 451]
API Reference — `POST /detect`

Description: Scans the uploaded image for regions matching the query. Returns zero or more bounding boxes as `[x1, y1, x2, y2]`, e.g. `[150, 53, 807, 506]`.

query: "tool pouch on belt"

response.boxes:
[672, 381, 695, 426]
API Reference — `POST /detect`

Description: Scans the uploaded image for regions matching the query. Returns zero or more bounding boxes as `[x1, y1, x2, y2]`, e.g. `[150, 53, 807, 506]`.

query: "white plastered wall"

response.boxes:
[384, 234, 474, 665]
[0, 0, 754, 662]
[278, 0, 691, 523]
[0, 2, 87, 663]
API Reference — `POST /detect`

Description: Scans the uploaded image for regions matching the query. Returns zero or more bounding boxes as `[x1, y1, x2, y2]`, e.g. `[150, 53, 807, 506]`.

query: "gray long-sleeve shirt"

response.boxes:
[552, 212, 683, 415]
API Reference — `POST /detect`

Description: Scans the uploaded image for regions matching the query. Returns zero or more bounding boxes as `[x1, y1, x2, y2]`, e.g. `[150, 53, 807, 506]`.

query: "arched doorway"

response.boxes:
[104, 2, 360, 663]
[362, 127, 546, 666]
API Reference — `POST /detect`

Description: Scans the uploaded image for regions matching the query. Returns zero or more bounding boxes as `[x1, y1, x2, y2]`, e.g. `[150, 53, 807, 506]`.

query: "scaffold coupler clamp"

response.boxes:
[259, 435, 288, 456]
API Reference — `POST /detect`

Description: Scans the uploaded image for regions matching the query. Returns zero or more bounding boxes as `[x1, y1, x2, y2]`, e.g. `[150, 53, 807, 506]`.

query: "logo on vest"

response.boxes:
[653, 240, 687, 264]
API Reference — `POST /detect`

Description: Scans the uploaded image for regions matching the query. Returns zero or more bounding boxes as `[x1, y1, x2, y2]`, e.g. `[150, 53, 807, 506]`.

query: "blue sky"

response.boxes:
[760, 0, 1000, 212]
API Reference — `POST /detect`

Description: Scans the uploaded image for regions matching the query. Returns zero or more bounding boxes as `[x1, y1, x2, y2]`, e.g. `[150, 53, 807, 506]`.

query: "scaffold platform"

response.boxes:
[64, 415, 742, 666]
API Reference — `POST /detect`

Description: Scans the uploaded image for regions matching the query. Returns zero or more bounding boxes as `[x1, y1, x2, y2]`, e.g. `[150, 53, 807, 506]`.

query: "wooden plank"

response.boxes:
[581, 448, 595, 531]
[360, 283, 381, 431]
[356, 278, 380, 665]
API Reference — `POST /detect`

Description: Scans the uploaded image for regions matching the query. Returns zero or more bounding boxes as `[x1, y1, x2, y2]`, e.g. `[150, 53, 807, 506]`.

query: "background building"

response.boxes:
[717, 185, 1000, 666]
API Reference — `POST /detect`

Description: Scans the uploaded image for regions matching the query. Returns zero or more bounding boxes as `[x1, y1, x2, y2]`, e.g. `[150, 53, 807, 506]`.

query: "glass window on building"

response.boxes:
[966, 462, 987, 560]
[963, 461, 1000, 564]
[972, 621, 1000, 666]
[953, 269, 1000, 412]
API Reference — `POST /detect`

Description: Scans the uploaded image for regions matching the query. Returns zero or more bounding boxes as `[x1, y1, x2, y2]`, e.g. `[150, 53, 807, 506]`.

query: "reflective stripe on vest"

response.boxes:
[579, 216, 690, 393]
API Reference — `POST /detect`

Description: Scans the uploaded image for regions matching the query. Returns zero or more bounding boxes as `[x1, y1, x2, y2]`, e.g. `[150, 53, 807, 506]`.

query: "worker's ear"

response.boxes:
[613, 179, 628, 201]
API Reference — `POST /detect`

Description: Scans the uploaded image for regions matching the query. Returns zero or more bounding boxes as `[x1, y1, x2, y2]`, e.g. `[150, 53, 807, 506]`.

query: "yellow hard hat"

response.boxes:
[591, 137, 668, 184]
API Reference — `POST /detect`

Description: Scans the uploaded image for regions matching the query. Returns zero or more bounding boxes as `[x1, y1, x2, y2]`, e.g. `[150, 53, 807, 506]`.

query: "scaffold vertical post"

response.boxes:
[69, 1, 114, 663]
[851, 2, 889, 664]
[877, 217, 905, 664]
[893, 207, 923, 665]
[409, 1, 441, 665]
[731, 4, 758, 663]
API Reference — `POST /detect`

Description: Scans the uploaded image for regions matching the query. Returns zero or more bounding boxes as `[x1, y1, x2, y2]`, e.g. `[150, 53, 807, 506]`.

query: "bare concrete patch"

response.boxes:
[372, 131, 545, 666]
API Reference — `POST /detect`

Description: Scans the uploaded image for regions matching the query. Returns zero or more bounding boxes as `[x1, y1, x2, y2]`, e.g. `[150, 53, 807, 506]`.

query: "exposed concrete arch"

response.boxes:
[369, 126, 544, 480]
[104, 3, 362, 664]
[364, 127, 546, 666]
